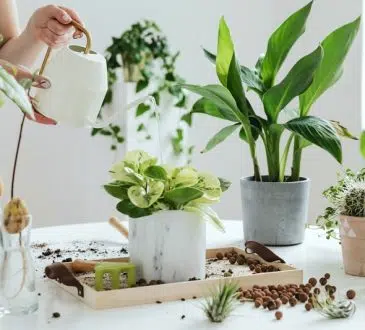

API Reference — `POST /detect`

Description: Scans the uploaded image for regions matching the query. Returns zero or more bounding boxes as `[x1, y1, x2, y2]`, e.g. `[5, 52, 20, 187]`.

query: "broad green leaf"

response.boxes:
[239, 116, 262, 142]
[227, 53, 250, 116]
[261, 1, 313, 88]
[202, 123, 240, 153]
[216, 17, 234, 87]
[193, 172, 222, 204]
[330, 121, 358, 140]
[300, 17, 361, 115]
[127, 181, 164, 208]
[104, 182, 130, 199]
[190, 97, 238, 122]
[181, 84, 243, 123]
[284, 116, 342, 163]
[218, 177, 231, 192]
[110, 165, 144, 185]
[360, 131, 365, 158]
[0, 66, 34, 118]
[136, 103, 150, 117]
[203, 48, 264, 93]
[116, 200, 152, 218]
[174, 167, 199, 187]
[144, 165, 168, 180]
[123, 150, 157, 172]
[164, 187, 204, 206]
[263, 46, 323, 122]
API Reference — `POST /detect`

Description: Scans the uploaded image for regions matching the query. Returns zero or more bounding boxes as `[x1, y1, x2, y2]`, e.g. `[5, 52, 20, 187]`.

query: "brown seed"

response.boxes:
[255, 266, 262, 273]
[226, 253, 232, 259]
[305, 303, 312, 311]
[261, 264, 268, 272]
[304, 287, 310, 294]
[272, 293, 279, 300]
[275, 298, 282, 308]
[237, 255, 245, 265]
[231, 250, 238, 256]
[305, 283, 312, 290]
[253, 285, 260, 289]
[216, 252, 224, 260]
[314, 288, 320, 295]
[346, 290, 356, 300]
[308, 277, 317, 287]
[229, 256, 237, 264]
[281, 296, 289, 305]
[277, 285, 284, 291]
[330, 295, 335, 301]
[289, 297, 297, 307]
[319, 277, 327, 286]
[324, 273, 330, 280]
[254, 299, 262, 308]
[275, 311, 283, 320]
[298, 293, 308, 303]
[268, 300, 277, 311]
[331, 286, 337, 293]
[264, 289, 271, 296]
[308, 298, 313, 305]
[267, 265, 275, 272]
[249, 264, 255, 271]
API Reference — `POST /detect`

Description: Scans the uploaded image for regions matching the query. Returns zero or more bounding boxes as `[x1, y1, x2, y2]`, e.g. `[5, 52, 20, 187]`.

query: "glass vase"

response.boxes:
[0, 214, 38, 315]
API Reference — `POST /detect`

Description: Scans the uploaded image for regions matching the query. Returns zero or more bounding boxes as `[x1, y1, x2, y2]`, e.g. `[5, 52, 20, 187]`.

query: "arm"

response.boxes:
[0, 1, 83, 68]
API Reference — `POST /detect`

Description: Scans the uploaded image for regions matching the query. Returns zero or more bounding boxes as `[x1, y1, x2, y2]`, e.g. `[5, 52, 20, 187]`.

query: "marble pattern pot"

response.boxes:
[340, 215, 365, 277]
[240, 176, 310, 246]
[128, 210, 206, 283]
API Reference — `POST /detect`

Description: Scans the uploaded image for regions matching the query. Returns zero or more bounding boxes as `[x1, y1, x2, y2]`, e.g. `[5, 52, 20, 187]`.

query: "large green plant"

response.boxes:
[92, 20, 192, 159]
[181, 2, 360, 182]
[104, 150, 230, 231]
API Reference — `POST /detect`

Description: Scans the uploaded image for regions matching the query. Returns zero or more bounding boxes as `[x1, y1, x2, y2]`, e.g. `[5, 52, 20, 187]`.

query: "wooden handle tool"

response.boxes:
[109, 216, 129, 239]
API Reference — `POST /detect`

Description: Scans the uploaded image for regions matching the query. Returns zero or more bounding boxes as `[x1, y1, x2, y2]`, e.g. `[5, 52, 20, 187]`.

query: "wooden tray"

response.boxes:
[45, 245, 302, 310]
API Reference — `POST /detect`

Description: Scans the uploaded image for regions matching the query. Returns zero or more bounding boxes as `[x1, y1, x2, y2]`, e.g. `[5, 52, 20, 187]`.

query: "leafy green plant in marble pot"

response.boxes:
[181, 1, 361, 246]
[105, 150, 230, 283]
[317, 169, 365, 277]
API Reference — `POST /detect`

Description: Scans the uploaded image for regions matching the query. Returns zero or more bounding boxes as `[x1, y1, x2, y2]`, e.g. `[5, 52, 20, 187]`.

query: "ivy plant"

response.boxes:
[91, 20, 193, 158]
[104, 150, 230, 231]
[181, 2, 360, 182]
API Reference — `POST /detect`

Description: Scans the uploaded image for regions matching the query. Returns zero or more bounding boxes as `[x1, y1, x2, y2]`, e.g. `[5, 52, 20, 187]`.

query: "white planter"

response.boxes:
[129, 210, 206, 283]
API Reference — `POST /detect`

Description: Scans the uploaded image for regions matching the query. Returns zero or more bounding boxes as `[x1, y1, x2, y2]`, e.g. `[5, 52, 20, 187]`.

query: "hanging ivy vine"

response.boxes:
[91, 20, 193, 160]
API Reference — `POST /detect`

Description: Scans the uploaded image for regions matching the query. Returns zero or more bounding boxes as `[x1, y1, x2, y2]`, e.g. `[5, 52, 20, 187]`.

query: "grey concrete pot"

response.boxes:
[240, 176, 310, 246]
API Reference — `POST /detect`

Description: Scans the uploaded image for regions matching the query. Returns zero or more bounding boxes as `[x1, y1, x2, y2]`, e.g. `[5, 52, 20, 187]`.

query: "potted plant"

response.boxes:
[317, 169, 365, 277]
[92, 20, 193, 163]
[180, 1, 360, 245]
[104, 150, 230, 283]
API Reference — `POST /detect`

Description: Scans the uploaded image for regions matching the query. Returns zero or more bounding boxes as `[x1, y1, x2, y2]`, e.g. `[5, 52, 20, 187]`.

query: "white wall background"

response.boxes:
[0, 0, 362, 227]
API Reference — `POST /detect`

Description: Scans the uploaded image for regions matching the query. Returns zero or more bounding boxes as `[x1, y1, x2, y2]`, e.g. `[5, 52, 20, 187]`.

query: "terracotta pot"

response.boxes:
[339, 215, 365, 277]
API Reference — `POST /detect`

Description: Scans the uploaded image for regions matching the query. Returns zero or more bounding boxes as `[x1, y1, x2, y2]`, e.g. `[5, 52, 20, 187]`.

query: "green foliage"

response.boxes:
[202, 281, 240, 323]
[105, 150, 230, 231]
[317, 169, 365, 239]
[181, 4, 360, 182]
[91, 20, 191, 160]
[360, 131, 365, 158]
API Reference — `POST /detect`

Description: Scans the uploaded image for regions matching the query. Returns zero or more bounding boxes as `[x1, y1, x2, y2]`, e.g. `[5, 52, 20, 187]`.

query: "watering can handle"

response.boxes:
[39, 20, 92, 76]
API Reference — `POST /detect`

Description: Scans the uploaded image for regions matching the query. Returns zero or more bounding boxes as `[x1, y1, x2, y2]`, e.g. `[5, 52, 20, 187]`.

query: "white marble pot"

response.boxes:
[128, 210, 206, 283]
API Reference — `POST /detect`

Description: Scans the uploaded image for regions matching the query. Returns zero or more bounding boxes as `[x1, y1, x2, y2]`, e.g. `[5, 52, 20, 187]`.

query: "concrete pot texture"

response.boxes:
[339, 215, 365, 277]
[128, 210, 206, 283]
[240, 176, 310, 246]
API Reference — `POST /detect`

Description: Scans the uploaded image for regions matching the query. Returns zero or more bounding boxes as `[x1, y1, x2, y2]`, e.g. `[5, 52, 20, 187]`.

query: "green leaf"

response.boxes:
[261, 1, 313, 88]
[136, 103, 150, 116]
[116, 200, 152, 218]
[91, 128, 102, 136]
[203, 48, 216, 64]
[227, 53, 250, 116]
[202, 123, 240, 153]
[127, 181, 164, 208]
[152, 92, 160, 106]
[238, 117, 261, 142]
[164, 187, 204, 206]
[181, 84, 243, 123]
[181, 112, 192, 126]
[0, 66, 34, 118]
[284, 116, 342, 163]
[218, 177, 231, 192]
[175, 94, 186, 108]
[136, 79, 148, 93]
[300, 17, 361, 115]
[184, 204, 225, 233]
[190, 97, 237, 122]
[263, 46, 323, 122]
[360, 131, 365, 158]
[137, 123, 145, 132]
[216, 17, 234, 87]
[144, 165, 168, 180]
[104, 182, 129, 199]
[330, 121, 358, 140]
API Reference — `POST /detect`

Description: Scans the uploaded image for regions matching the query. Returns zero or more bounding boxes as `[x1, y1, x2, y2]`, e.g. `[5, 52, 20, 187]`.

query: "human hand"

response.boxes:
[25, 5, 84, 48]
[0, 59, 55, 125]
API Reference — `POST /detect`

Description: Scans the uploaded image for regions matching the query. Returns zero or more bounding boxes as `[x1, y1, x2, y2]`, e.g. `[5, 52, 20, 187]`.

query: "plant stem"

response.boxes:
[11, 114, 26, 199]
[243, 122, 261, 181]
[291, 135, 302, 181]
[279, 133, 294, 182]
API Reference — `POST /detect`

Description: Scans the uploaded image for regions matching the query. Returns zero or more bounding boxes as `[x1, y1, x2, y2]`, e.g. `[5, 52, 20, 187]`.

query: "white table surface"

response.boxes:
[1, 220, 364, 330]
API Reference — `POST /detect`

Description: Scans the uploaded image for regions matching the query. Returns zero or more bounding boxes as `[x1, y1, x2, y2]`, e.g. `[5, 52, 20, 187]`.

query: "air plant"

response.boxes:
[312, 291, 356, 319]
[202, 281, 240, 323]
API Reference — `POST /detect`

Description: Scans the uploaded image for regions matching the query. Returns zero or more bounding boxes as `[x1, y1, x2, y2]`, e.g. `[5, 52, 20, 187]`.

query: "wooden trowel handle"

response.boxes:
[71, 259, 99, 273]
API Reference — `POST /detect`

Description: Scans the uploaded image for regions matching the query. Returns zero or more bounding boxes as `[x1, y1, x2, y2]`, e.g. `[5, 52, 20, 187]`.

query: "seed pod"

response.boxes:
[249, 264, 255, 271]
[229, 256, 237, 265]
[324, 273, 330, 280]
[254, 299, 262, 308]
[281, 296, 289, 305]
[268, 300, 277, 311]
[275, 311, 283, 320]
[289, 297, 297, 307]
[319, 277, 327, 286]
[305, 303, 312, 311]
[237, 255, 245, 265]
[261, 264, 268, 272]
[299, 293, 308, 303]
[216, 252, 224, 260]
[314, 288, 320, 295]
[255, 266, 262, 273]
[308, 277, 317, 287]
[346, 290, 356, 300]
[272, 293, 279, 300]
[275, 298, 282, 308]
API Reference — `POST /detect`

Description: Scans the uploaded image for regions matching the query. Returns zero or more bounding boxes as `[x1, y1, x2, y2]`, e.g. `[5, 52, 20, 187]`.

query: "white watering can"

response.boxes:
[35, 20, 153, 128]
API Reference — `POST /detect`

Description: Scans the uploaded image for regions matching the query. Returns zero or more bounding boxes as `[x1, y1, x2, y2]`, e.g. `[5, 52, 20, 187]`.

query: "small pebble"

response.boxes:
[52, 312, 60, 318]
[305, 303, 312, 311]
[275, 311, 283, 320]
[346, 290, 356, 300]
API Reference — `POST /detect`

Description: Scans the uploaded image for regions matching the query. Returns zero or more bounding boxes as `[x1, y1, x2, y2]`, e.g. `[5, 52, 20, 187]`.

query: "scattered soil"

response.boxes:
[52, 312, 60, 318]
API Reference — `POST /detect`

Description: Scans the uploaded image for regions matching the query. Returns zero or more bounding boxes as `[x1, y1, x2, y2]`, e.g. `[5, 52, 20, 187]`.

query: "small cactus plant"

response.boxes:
[202, 281, 239, 323]
[317, 169, 365, 239]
